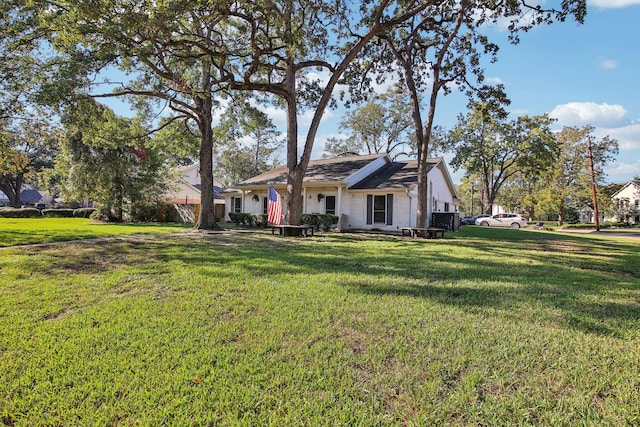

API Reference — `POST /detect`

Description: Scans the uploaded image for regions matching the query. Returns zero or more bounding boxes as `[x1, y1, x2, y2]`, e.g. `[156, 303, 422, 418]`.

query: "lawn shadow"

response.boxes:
[11, 229, 639, 339]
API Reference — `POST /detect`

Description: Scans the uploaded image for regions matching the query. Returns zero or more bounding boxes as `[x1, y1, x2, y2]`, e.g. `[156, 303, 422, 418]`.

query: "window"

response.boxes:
[325, 195, 336, 215]
[366, 194, 393, 225]
[231, 197, 242, 213]
[373, 195, 386, 223]
[444, 202, 450, 212]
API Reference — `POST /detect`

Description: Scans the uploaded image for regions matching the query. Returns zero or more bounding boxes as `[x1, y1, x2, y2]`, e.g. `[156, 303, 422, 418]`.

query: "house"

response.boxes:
[578, 205, 594, 223]
[223, 153, 459, 232]
[610, 180, 640, 224]
[163, 163, 226, 222]
[19, 188, 54, 208]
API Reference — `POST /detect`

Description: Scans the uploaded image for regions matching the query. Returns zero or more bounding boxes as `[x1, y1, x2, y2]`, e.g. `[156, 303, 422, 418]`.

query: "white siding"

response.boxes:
[345, 192, 413, 231]
[427, 166, 456, 214]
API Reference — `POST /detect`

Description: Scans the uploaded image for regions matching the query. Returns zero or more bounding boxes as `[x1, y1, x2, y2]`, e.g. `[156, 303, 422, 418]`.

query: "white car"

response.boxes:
[475, 213, 528, 229]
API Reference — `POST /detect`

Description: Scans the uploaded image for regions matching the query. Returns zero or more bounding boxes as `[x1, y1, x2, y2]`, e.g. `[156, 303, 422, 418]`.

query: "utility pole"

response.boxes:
[470, 182, 474, 215]
[587, 136, 600, 231]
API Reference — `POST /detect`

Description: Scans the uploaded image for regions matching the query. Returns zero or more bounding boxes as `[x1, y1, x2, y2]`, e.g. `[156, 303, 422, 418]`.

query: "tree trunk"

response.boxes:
[416, 70, 440, 228]
[557, 202, 564, 226]
[284, 66, 300, 225]
[0, 175, 22, 208]
[195, 104, 220, 230]
[194, 61, 220, 231]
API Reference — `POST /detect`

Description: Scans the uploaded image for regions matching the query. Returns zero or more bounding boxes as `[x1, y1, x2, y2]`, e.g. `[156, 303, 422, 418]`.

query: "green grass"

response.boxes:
[0, 217, 192, 247]
[1, 226, 639, 425]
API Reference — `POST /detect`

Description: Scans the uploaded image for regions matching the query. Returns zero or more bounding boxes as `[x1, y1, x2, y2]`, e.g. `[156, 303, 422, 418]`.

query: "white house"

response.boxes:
[223, 153, 459, 231]
[610, 180, 640, 224]
[163, 163, 226, 221]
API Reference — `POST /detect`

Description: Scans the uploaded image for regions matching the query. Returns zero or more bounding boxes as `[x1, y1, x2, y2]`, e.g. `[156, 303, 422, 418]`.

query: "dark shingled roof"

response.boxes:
[20, 189, 43, 203]
[193, 184, 225, 200]
[350, 159, 440, 190]
[235, 153, 383, 187]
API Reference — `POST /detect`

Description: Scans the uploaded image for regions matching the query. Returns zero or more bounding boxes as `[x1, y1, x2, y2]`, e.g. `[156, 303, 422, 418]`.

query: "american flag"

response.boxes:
[267, 186, 283, 225]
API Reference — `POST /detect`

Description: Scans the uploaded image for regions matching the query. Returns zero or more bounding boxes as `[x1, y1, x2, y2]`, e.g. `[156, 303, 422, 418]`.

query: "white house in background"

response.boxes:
[163, 163, 226, 221]
[223, 153, 459, 231]
[610, 180, 640, 224]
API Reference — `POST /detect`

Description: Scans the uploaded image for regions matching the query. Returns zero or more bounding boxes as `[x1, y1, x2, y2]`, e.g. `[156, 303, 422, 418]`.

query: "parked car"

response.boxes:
[475, 213, 528, 229]
[461, 214, 489, 225]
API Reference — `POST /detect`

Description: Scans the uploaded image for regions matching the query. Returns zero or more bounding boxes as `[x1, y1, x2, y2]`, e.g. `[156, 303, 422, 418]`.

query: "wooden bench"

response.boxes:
[401, 227, 446, 239]
[270, 224, 315, 237]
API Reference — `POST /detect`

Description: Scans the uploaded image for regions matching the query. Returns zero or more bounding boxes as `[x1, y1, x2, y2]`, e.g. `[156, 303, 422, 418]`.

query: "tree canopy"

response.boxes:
[2, 0, 589, 228]
[448, 102, 558, 214]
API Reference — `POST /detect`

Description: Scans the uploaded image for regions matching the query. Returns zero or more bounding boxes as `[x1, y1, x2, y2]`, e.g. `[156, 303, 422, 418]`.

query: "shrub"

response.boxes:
[130, 203, 161, 222]
[0, 207, 42, 218]
[42, 209, 74, 218]
[300, 214, 338, 230]
[229, 212, 254, 227]
[252, 213, 268, 228]
[301, 214, 320, 228]
[73, 208, 98, 218]
[318, 214, 339, 229]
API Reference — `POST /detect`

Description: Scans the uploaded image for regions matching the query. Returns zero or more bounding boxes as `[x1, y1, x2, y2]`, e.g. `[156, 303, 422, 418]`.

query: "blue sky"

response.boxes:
[101, 0, 640, 185]
[281, 0, 640, 184]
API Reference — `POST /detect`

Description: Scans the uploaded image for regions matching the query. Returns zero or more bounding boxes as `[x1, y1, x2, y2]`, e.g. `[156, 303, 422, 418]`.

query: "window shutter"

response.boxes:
[386, 194, 393, 225]
[366, 195, 373, 225]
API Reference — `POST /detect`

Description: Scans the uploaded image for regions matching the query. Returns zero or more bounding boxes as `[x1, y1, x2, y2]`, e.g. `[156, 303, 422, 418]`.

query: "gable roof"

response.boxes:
[227, 153, 458, 199]
[191, 184, 225, 200]
[234, 153, 384, 188]
[350, 159, 440, 190]
[20, 189, 43, 203]
[611, 180, 640, 199]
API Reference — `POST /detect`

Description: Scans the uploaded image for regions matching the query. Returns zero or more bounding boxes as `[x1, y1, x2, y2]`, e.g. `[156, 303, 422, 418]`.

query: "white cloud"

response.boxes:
[596, 121, 640, 151]
[588, 0, 640, 8]
[549, 102, 628, 127]
[485, 76, 504, 85]
[607, 159, 640, 183]
[598, 58, 618, 69]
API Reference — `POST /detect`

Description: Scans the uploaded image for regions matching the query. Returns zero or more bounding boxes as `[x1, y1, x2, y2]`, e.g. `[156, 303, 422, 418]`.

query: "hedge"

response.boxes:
[229, 212, 338, 229]
[42, 209, 75, 218]
[301, 213, 339, 229]
[0, 208, 42, 218]
[73, 208, 98, 218]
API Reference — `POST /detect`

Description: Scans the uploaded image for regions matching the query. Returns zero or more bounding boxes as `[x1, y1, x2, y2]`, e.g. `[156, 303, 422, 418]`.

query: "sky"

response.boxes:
[265, 0, 640, 185]
[100, 0, 640, 185]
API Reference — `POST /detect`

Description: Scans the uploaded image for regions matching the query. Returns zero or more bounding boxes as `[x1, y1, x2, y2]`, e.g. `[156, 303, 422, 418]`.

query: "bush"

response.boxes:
[130, 203, 161, 222]
[229, 212, 254, 227]
[73, 208, 97, 218]
[0, 207, 42, 218]
[252, 213, 268, 228]
[90, 206, 121, 222]
[301, 214, 320, 229]
[301, 214, 338, 230]
[42, 208, 75, 218]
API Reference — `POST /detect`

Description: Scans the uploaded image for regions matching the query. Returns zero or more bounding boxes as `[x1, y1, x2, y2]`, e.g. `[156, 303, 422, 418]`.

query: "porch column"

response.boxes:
[337, 186, 343, 225]
[303, 187, 308, 214]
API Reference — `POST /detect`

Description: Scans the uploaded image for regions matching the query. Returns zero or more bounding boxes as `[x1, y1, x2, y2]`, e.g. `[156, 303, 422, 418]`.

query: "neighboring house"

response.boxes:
[19, 188, 54, 208]
[224, 153, 459, 231]
[0, 191, 10, 207]
[610, 180, 640, 224]
[578, 205, 594, 223]
[163, 163, 226, 222]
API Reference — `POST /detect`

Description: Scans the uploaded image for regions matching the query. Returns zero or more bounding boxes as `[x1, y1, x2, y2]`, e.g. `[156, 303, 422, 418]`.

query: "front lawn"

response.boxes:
[0, 217, 192, 247]
[1, 228, 638, 425]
